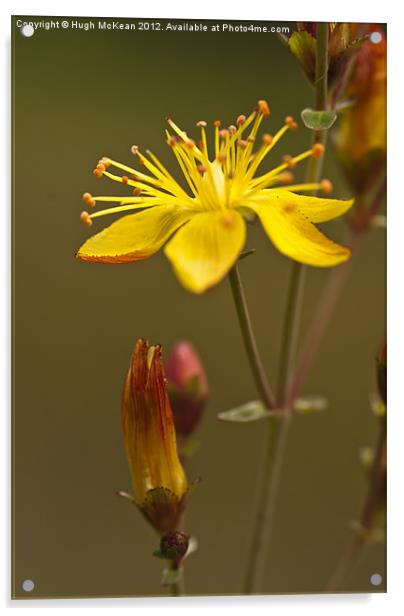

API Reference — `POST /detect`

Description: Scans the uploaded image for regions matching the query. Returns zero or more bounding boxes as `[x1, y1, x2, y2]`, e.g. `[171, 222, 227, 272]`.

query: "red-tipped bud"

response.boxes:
[166, 342, 209, 438]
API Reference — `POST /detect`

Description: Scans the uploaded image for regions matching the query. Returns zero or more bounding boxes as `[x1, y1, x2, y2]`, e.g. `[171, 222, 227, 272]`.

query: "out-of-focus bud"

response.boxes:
[121, 339, 188, 534]
[284, 22, 363, 88]
[334, 26, 386, 198]
[165, 342, 209, 439]
[160, 531, 189, 561]
[376, 343, 387, 406]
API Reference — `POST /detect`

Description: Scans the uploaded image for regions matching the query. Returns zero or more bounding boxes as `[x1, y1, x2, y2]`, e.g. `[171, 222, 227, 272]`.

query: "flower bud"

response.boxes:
[160, 531, 189, 561]
[334, 27, 386, 195]
[286, 23, 361, 88]
[121, 339, 188, 534]
[165, 342, 209, 438]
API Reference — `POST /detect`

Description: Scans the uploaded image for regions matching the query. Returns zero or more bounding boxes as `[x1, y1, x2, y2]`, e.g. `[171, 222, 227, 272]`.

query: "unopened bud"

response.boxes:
[166, 342, 209, 438]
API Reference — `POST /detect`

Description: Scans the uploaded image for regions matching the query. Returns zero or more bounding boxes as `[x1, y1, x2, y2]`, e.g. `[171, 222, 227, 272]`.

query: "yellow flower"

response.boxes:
[77, 100, 353, 293]
[121, 339, 188, 533]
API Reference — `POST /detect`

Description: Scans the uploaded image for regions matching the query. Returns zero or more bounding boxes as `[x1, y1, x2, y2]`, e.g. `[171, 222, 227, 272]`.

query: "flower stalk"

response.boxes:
[229, 264, 275, 411]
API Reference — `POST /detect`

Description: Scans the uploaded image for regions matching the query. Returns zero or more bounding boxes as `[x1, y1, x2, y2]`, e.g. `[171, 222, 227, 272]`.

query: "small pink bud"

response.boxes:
[166, 342, 209, 438]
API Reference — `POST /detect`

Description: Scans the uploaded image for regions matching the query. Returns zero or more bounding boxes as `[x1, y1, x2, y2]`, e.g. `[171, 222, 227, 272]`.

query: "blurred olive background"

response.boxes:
[12, 16, 386, 598]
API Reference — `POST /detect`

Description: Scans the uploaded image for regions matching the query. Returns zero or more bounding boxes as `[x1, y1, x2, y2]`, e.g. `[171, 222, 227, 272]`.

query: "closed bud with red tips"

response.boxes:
[166, 342, 209, 439]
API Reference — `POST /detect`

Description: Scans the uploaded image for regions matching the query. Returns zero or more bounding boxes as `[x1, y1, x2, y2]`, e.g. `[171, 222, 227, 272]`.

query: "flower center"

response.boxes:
[79, 100, 332, 227]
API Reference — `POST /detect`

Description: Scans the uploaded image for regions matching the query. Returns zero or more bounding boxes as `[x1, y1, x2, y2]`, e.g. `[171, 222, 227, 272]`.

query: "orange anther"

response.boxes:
[282, 155, 296, 168]
[262, 133, 273, 145]
[320, 179, 333, 193]
[133, 187, 142, 196]
[285, 116, 298, 130]
[312, 143, 325, 158]
[279, 171, 294, 185]
[213, 120, 221, 127]
[236, 114, 246, 126]
[93, 168, 103, 178]
[121, 176, 129, 184]
[258, 100, 270, 116]
[82, 192, 96, 207]
[80, 211, 93, 226]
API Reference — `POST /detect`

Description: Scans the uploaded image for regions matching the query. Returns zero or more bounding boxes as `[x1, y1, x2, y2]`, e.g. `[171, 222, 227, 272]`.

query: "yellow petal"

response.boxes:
[252, 189, 354, 223]
[165, 210, 246, 293]
[76, 205, 192, 263]
[248, 201, 351, 267]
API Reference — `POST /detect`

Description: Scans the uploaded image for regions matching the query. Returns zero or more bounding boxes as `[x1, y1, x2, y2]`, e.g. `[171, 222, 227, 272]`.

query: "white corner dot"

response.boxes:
[21, 24, 35, 38]
[370, 31, 382, 44]
[22, 579, 35, 592]
[370, 572, 382, 586]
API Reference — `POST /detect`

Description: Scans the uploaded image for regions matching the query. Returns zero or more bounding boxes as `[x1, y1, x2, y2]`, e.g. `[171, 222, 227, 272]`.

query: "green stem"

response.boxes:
[229, 264, 276, 410]
[276, 262, 307, 405]
[242, 22, 330, 595]
[169, 563, 186, 597]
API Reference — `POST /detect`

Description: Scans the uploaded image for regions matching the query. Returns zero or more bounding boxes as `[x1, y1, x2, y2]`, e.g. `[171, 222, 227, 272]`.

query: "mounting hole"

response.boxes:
[21, 579, 35, 592]
[21, 24, 35, 37]
[370, 31, 382, 44]
[370, 572, 383, 586]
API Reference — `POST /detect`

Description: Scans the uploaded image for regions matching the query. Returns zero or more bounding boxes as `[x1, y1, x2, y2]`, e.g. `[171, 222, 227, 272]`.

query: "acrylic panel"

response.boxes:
[12, 16, 386, 599]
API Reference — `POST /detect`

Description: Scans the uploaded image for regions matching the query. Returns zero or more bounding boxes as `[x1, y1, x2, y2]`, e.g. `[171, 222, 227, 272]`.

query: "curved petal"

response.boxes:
[252, 189, 354, 223]
[76, 205, 192, 264]
[248, 201, 351, 267]
[165, 210, 246, 293]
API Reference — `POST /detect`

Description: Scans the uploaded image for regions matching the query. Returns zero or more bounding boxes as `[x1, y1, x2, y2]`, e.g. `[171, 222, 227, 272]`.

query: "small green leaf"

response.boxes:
[218, 400, 272, 423]
[161, 566, 183, 587]
[301, 108, 337, 130]
[293, 396, 328, 415]
[288, 31, 316, 82]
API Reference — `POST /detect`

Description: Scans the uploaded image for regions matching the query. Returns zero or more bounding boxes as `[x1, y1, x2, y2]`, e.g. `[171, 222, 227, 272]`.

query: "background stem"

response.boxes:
[242, 22, 330, 594]
[326, 419, 386, 590]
